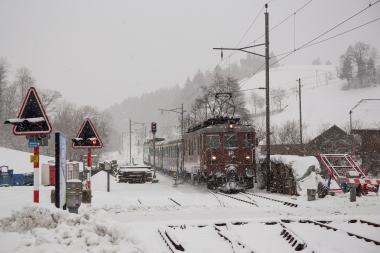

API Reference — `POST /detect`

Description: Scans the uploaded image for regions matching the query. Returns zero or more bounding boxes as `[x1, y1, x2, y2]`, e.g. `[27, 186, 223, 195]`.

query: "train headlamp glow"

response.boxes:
[211, 155, 217, 161]
[245, 155, 251, 160]
[245, 168, 254, 177]
[228, 124, 234, 130]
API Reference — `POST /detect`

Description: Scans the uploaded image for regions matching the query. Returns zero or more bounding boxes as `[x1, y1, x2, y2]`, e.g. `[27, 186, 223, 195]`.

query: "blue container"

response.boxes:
[13, 174, 25, 186]
[24, 173, 34, 186]
[0, 174, 12, 186]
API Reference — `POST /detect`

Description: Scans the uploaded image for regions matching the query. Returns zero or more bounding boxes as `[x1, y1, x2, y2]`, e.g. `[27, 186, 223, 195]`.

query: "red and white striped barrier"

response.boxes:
[345, 178, 380, 185]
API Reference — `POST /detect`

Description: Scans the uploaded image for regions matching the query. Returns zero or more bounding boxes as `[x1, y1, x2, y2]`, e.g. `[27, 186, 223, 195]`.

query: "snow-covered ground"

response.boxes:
[1, 148, 380, 252]
[1, 64, 380, 252]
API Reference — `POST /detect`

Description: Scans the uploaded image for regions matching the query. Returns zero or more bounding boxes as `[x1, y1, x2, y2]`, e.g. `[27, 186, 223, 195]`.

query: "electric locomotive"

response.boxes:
[183, 117, 257, 192]
[143, 117, 258, 193]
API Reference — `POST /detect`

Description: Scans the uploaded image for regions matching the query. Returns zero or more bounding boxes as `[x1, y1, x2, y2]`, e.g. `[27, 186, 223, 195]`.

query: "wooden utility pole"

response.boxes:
[129, 119, 132, 164]
[265, 4, 271, 191]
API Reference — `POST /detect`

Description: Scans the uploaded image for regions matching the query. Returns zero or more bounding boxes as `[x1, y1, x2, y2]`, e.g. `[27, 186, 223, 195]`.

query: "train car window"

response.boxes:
[198, 136, 200, 154]
[191, 139, 194, 155]
[224, 134, 238, 148]
[196, 137, 198, 154]
[244, 133, 253, 148]
[190, 139, 193, 156]
[206, 135, 220, 148]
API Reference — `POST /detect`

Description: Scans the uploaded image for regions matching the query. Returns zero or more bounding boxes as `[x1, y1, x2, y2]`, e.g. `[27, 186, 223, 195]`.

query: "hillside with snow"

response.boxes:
[242, 65, 380, 139]
[0, 147, 54, 174]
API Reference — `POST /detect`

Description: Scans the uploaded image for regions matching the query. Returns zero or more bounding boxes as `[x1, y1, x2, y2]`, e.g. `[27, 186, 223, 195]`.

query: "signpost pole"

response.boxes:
[107, 171, 110, 192]
[34, 146, 39, 203]
[87, 148, 91, 190]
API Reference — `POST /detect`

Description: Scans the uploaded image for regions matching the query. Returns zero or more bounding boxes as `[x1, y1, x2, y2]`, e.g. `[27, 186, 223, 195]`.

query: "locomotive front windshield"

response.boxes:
[206, 135, 220, 148]
[244, 133, 253, 148]
[224, 134, 238, 148]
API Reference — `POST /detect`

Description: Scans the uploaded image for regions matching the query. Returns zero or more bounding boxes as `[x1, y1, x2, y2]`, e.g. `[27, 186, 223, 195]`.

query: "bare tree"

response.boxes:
[338, 54, 353, 88]
[270, 88, 286, 111]
[317, 122, 332, 136]
[51, 101, 114, 158]
[249, 91, 265, 117]
[13, 67, 35, 101]
[346, 42, 370, 86]
[270, 120, 309, 145]
[191, 72, 249, 124]
[39, 88, 62, 113]
[0, 58, 10, 120]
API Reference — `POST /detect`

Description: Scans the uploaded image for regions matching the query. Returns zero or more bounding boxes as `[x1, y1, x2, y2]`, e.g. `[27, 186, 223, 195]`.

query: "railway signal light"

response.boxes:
[72, 138, 83, 146]
[4, 117, 47, 133]
[72, 118, 103, 149]
[86, 138, 98, 146]
[151, 122, 157, 134]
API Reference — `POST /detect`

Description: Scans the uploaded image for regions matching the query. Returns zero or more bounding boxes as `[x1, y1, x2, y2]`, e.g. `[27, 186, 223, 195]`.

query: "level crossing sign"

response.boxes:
[72, 118, 103, 149]
[5, 87, 52, 136]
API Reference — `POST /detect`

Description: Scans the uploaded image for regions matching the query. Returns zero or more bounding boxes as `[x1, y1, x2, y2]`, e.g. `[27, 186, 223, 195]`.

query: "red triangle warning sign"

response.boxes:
[72, 118, 103, 149]
[10, 87, 52, 136]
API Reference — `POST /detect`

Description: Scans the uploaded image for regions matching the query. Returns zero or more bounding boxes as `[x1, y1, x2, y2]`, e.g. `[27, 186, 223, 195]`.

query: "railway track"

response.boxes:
[244, 192, 298, 207]
[168, 198, 182, 206]
[213, 223, 254, 253]
[207, 190, 226, 207]
[158, 219, 380, 252]
[216, 191, 258, 207]
[298, 219, 380, 246]
[360, 219, 380, 227]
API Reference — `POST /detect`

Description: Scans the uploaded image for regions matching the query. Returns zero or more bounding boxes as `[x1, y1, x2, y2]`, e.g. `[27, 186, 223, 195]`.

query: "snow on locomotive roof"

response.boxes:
[187, 117, 251, 132]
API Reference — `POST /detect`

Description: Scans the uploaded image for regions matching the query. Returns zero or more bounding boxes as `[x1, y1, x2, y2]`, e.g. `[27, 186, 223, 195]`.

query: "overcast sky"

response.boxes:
[0, 0, 379, 110]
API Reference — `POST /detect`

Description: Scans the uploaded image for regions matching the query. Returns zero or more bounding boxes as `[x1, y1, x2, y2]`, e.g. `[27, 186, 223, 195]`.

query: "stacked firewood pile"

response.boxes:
[258, 159, 298, 196]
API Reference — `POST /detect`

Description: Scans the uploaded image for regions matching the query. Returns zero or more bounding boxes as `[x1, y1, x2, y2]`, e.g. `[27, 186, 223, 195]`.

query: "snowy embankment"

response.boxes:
[0, 205, 146, 253]
[0, 147, 54, 174]
[243, 65, 380, 138]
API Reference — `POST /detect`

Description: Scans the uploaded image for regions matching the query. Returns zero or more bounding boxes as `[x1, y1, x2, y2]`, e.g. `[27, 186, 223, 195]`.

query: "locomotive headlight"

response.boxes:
[211, 155, 217, 162]
[245, 168, 254, 178]
[228, 124, 234, 130]
[245, 155, 251, 161]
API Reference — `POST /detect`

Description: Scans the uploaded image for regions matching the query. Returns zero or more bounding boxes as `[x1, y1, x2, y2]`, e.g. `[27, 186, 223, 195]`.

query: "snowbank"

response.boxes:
[0, 205, 149, 253]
